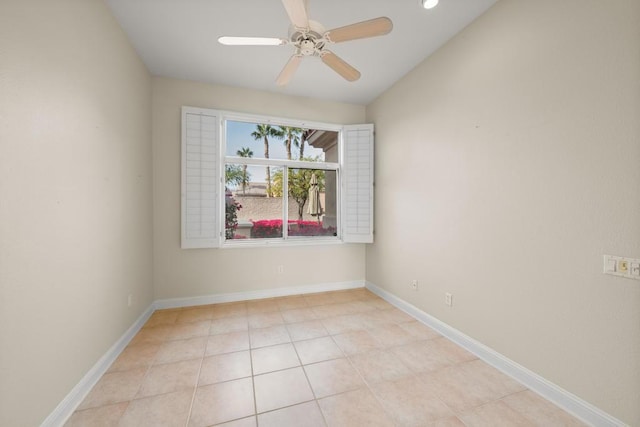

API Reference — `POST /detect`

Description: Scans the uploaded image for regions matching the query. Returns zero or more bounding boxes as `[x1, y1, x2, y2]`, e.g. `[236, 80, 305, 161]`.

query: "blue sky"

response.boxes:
[225, 120, 324, 161]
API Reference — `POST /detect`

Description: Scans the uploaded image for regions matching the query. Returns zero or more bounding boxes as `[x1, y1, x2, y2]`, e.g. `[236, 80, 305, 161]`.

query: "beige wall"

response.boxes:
[366, 0, 640, 424]
[152, 77, 366, 299]
[0, 1, 153, 425]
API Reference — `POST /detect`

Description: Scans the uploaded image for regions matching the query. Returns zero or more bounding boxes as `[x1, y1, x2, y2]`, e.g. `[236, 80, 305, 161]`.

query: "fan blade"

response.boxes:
[324, 17, 393, 43]
[281, 0, 309, 29]
[321, 51, 361, 82]
[276, 55, 302, 86]
[218, 36, 286, 46]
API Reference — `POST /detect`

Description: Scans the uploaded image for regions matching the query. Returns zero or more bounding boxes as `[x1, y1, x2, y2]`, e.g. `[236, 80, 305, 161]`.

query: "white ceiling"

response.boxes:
[106, 0, 497, 105]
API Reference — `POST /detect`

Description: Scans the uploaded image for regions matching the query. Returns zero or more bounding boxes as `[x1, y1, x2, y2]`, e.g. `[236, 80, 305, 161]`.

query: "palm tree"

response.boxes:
[298, 129, 314, 160]
[278, 126, 303, 160]
[251, 124, 283, 197]
[236, 147, 253, 195]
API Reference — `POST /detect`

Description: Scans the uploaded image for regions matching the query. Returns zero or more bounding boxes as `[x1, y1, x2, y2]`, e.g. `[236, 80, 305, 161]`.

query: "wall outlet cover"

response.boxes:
[604, 254, 640, 281]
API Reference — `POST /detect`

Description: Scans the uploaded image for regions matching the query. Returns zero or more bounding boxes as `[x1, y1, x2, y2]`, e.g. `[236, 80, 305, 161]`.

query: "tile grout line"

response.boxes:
[118, 317, 176, 419]
[287, 305, 331, 427]
[249, 321, 259, 424]
[183, 319, 210, 427]
[333, 305, 402, 426]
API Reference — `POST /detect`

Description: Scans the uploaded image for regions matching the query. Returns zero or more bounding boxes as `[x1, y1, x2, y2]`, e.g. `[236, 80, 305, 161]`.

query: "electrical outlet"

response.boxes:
[410, 280, 418, 291]
[127, 294, 133, 307]
[445, 293, 453, 307]
[277, 265, 284, 274]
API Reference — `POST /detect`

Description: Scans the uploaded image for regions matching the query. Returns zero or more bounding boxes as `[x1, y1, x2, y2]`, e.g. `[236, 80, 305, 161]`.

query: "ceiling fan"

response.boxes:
[218, 0, 393, 86]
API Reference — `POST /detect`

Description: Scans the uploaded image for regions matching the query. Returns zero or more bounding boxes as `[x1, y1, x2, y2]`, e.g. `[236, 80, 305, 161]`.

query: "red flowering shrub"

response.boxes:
[225, 191, 242, 239]
[290, 220, 337, 237]
[250, 219, 283, 238]
[250, 219, 336, 238]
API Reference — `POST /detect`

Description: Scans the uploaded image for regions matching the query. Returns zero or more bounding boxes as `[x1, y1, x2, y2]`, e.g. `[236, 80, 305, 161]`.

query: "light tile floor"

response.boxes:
[66, 289, 587, 426]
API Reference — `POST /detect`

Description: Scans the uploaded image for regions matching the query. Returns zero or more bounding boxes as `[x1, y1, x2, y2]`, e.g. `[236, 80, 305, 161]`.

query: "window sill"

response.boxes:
[221, 237, 343, 249]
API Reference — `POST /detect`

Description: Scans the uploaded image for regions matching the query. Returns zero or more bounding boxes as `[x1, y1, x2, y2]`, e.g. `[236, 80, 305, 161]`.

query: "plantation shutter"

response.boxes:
[342, 124, 374, 243]
[181, 107, 221, 249]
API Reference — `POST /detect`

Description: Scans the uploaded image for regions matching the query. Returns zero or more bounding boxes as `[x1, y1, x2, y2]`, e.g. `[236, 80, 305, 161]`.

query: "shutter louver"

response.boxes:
[181, 107, 221, 249]
[342, 124, 374, 243]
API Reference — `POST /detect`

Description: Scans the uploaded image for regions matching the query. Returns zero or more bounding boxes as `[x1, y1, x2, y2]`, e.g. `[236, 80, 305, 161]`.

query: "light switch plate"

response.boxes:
[604, 255, 640, 281]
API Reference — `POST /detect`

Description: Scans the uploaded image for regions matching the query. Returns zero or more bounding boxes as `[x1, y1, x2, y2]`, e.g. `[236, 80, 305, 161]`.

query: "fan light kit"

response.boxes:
[422, 0, 439, 9]
[217, 0, 393, 86]
[218, 37, 284, 46]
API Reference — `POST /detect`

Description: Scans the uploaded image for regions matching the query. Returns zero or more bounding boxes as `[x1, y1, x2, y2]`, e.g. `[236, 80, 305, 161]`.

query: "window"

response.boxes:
[181, 107, 373, 248]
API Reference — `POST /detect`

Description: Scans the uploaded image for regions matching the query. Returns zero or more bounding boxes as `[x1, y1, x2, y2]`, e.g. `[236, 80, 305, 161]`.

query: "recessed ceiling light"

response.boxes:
[422, 0, 439, 9]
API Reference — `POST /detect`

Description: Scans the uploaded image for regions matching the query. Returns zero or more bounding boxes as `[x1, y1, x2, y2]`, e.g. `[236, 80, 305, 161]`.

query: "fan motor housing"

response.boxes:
[289, 20, 326, 56]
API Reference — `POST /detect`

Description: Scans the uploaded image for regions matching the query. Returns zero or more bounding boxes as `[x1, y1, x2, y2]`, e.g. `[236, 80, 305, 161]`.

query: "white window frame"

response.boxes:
[181, 106, 373, 249]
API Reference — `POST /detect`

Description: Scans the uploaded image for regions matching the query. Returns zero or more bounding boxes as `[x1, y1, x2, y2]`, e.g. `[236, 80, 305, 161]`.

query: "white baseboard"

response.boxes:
[154, 280, 365, 310]
[365, 281, 626, 427]
[42, 280, 364, 426]
[41, 305, 154, 427]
